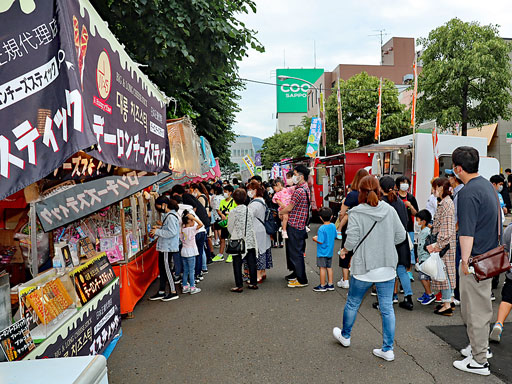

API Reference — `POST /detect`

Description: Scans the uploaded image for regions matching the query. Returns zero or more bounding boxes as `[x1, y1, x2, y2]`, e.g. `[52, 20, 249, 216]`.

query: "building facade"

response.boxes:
[229, 136, 256, 169]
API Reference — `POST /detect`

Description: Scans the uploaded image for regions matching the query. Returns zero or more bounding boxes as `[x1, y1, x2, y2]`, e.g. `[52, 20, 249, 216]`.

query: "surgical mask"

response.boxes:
[223, 193, 229, 199]
[453, 167, 460, 179]
[286, 178, 293, 186]
[156, 206, 165, 213]
[400, 183, 409, 192]
[498, 185, 504, 193]
[247, 190, 255, 198]
[292, 175, 300, 185]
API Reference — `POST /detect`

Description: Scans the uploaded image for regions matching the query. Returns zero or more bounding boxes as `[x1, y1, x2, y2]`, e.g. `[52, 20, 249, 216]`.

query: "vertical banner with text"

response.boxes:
[305, 117, 322, 158]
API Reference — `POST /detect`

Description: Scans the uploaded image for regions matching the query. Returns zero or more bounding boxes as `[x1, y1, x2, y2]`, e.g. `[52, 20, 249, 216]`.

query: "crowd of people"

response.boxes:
[148, 146, 511, 377]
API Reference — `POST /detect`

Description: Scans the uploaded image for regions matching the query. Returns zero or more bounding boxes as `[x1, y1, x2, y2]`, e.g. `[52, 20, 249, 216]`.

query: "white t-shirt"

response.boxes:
[354, 267, 396, 283]
[178, 204, 206, 234]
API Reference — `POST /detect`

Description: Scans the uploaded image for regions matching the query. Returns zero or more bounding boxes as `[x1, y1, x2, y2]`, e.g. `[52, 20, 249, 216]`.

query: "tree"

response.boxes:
[260, 124, 309, 169]
[417, 18, 512, 136]
[325, 72, 410, 154]
[90, 0, 264, 165]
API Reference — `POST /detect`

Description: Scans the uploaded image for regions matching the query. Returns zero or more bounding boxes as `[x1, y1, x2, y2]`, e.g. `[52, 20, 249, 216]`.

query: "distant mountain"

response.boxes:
[239, 135, 264, 153]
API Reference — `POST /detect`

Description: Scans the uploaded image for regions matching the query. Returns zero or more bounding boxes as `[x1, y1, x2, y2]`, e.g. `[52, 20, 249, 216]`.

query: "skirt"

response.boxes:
[256, 248, 273, 270]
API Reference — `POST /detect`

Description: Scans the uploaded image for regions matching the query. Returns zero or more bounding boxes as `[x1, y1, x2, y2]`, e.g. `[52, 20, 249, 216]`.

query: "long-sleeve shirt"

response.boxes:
[154, 211, 180, 252]
[227, 205, 257, 256]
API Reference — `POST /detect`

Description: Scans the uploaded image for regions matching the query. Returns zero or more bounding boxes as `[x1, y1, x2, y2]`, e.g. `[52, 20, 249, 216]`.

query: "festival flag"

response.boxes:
[432, 123, 440, 177]
[320, 90, 327, 150]
[337, 81, 345, 148]
[411, 60, 418, 128]
[374, 77, 383, 142]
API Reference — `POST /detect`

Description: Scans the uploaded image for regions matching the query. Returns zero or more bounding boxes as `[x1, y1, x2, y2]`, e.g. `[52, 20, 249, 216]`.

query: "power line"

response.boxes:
[239, 77, 396, 92]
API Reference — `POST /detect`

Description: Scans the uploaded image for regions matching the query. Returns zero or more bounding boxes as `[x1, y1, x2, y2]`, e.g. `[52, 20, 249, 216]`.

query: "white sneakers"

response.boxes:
[332, 327, 350, 347]
[460, 345, 492, 359]
[336, 279, 350, 289]
[372, 348, 395, 362]
[453, 356, 490, 376]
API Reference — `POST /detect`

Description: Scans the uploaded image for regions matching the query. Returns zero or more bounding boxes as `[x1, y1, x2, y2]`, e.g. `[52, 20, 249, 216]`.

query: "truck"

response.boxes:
[348, 133, 500, 209]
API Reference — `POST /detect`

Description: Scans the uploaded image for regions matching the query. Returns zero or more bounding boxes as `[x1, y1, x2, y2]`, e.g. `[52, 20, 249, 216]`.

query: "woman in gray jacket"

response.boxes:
[333, 176, 406, 362]
[227, 188, 259, 292]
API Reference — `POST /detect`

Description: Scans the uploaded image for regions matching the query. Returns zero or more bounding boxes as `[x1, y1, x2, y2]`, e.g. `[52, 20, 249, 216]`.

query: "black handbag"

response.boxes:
[226, 207, 248, 255]
[423, 232, 450, 258]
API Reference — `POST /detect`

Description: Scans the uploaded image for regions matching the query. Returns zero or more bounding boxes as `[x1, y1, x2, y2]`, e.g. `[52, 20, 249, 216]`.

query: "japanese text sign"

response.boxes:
[305, 117, 322, 158]
[0, 318, 35, 361]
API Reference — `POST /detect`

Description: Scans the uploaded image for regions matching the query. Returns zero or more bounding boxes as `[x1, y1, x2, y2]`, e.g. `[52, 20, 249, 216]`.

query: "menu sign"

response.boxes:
[0, 318, 35, 361]
[69, 253, 115, 305]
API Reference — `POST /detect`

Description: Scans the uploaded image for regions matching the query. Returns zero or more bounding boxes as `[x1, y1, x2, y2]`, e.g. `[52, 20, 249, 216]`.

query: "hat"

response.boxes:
[445, 169, 454, 176]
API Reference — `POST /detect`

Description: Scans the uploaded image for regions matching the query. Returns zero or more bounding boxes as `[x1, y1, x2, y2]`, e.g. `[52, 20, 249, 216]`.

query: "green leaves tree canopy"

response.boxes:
[417, 18, 512, 135]
[260, 123, 309, 169]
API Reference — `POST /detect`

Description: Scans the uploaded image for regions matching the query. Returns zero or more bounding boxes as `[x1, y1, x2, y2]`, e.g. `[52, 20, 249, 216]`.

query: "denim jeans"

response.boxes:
[441, 274, 453, 303]
[408, 232, 416, 265]
[172, 251, 183, 276]
[182, 256, 196, 288]
[342, 277, 396, 352]
[194, 231, 207, 277]
[396, 265, 413, 296]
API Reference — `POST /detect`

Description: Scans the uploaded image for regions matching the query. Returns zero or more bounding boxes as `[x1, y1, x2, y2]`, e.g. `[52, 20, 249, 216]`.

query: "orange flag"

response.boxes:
[374, 77, 383, 142]
[432, 123, 440, 177]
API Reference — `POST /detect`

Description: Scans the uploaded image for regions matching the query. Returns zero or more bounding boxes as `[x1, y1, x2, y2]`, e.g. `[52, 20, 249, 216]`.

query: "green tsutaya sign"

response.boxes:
[276, 68, 324, 114]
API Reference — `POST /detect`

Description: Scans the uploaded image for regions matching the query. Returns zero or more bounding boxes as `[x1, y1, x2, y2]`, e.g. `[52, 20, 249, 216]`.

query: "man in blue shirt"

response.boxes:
[312, 207, 337, 292]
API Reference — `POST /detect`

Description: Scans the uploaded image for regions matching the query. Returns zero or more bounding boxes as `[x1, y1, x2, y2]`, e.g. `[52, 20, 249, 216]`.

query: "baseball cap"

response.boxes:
[445, 169, 454, 176]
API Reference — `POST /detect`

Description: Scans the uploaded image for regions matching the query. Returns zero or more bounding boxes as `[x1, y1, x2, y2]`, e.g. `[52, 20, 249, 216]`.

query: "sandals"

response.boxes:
[230, 287, 243, 293]
[247, 284, 259, 290]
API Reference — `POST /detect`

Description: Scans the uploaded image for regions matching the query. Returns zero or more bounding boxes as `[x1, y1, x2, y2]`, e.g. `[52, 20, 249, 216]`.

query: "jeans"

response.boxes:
[396, 265, 413, 296]
[202, 224, 210, 270]
[172, 251, 183, 276]
[441, 274, 453, 303]
[342, 277, 396, 352]
[286, 226, 308, 284]
[408, 232, 416, 265]
[194, 231, 207, 277]
[158, 252, 176, 293]
[232, 248, 257, 288]
[182, 256, 196, 288]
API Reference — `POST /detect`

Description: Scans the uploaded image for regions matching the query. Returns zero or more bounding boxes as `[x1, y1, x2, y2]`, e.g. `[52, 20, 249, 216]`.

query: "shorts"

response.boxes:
[418, 271, 431, 281]
[220, 227, 229, 239]
[502, 277, 512, 304]
[317, 257, 332, 268]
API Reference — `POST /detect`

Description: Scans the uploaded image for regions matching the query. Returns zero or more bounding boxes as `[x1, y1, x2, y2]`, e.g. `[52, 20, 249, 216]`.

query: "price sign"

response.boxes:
[69, 253, 115, 305]
[0, 318, 35, 361]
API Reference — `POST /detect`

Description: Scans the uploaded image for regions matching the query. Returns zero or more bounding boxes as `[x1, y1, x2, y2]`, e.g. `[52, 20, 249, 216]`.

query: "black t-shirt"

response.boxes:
[457, 176, 500, 256]
[398, 192, 418, 232]
[344, 191, 359, 208]
[507, 174, 512, 187]
[182, 193, 209, 227]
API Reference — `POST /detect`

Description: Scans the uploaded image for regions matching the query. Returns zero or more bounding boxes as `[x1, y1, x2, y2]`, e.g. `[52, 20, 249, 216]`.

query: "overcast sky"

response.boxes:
[233, 0, 512, 140]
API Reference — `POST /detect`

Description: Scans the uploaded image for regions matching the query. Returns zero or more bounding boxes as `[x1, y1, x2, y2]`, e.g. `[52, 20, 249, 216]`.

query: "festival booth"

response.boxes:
[0, 0, 174, 365]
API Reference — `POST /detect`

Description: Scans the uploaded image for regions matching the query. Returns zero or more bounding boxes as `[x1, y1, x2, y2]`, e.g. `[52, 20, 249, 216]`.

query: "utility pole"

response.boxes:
[314, 40, 317, 68]
[369, 29, 388, 65]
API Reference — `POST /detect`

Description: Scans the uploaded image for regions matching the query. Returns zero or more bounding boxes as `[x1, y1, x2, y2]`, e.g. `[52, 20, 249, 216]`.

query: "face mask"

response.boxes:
[286, 178, 293, 186]
[400, 183, 409, 192]
[224, 193, 229, 199]
[292, 175, 300, 185]
[267, 187, 273, 193]
[156, 206, 165, 213]
[247, 190, 255, 198]
[498, 185, 504, 193]
[453, 167, 460, 179]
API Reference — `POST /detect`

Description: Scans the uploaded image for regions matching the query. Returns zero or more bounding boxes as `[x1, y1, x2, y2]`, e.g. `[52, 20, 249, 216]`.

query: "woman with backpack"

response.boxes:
[248, 180, 273, 283]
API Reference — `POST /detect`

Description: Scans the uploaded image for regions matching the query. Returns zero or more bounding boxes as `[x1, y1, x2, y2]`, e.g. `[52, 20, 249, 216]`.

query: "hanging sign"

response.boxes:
[305, 117, 322, 158]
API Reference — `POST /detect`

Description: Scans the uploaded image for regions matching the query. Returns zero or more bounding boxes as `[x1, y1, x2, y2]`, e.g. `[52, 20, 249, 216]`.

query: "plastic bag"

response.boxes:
[419, 252, 447, 281]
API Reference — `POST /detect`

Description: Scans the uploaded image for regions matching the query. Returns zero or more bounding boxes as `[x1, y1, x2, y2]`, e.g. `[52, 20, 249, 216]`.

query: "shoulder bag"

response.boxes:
[468, 190, 512, 282]
[351, 221, 378, 255]
[226, 207, 247, 255]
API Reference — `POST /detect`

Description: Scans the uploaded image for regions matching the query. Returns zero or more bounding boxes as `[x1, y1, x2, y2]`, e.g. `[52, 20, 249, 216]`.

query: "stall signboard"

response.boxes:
[0, 0, 169, 202]
[0, 318, 35, 361]
[69, 253, 116, 305]
[35, 172, 166, 232]
[276, 68, 324, 113]
[24, 278, 120, 359]
[305, 117, 322, 158]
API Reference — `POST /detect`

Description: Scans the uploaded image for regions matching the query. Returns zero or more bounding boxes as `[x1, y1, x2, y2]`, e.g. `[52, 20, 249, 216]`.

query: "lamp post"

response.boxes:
[277, 75, 326, 157]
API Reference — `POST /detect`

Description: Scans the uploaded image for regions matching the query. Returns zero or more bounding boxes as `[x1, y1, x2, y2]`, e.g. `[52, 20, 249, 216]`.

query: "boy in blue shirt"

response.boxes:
[312, 207, 337, 292]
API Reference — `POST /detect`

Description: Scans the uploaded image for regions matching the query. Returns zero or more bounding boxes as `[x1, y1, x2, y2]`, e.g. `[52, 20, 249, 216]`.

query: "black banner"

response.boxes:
[0, 0, 168, 202]
[25, 279, 121, 359]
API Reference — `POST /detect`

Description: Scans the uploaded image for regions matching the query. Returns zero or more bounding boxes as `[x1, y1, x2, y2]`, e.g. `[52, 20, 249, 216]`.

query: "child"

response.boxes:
[415, 209, 435, 305]
[180, 212, 203, 294]
[312, 207, 337, 292]
[272, 178, 294, 239]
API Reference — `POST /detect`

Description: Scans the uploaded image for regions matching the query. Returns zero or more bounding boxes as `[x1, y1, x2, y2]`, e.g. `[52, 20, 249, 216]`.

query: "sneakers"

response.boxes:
[420, 294, 436, 305]
[225, 254, 233, 263]
[408, 271, 415, 281]
[282, 230, 288, 239]
[490, 322, 503, 343]
[161, 292, 179, 302]
[190, 287, 201, 295]
[287, 279, 308, 288]
[182, 285, 191, 294]
[149, 292, 165, 301]
[313, 285, 327, 292]
[435, 292, 442, 303]
[285, 272, 297, 281]
[373, 348, 394, 362]
[333, 327, 350, 347]
[337, 279, 350, 289]
[460, 345, 493, 359]
[417, 293, 428, 302]
[370, 285, 377, 296]
[393, 294, 399, 304]
[453, 356, 490, 376]
[212, 254, 224, 262]
[325, 284, 335, 291]
[491, 292, 496, 301]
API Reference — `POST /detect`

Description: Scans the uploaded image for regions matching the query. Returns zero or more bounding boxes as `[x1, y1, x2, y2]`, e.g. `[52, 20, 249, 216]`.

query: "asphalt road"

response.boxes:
[108, 226, 505, 384]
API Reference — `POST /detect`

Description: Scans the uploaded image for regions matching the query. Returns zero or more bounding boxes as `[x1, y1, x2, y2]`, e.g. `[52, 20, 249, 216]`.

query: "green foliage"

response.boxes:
[220, 161, 240, 179]
[417, 18, 512, 135]
[90, 0, 264, 165]
[260, 123, 309, 169]
[325, 72, 410, 153]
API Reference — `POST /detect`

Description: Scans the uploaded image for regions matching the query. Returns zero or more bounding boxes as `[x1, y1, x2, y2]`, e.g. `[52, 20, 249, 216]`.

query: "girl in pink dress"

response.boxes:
[272, 179, 294, 239]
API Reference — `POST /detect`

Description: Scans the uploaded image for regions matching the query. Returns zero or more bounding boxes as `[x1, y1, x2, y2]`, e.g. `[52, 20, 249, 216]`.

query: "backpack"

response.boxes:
[250, 199, 279, 236]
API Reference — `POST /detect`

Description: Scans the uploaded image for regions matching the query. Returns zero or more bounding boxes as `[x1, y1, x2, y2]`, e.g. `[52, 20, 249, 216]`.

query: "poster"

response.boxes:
[69, 253, 116, 305]
[24, 279, 120, 359]
[0, 318, 35, 361]
[0, 0, 169, 202]
[305, 117, 322, 158]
